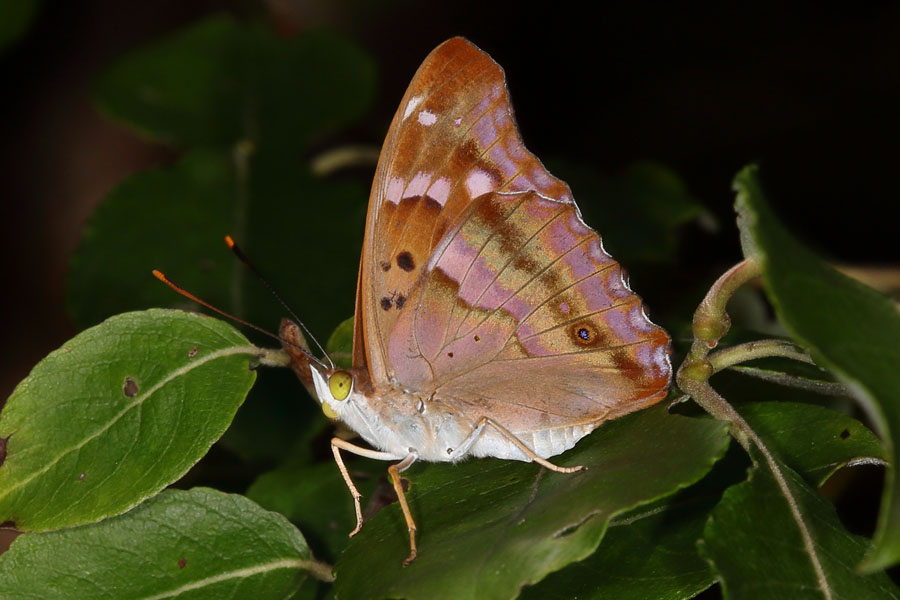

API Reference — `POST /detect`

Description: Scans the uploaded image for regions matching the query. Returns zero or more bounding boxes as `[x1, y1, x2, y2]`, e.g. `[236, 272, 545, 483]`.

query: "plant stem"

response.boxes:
[707, 339, 813, 373]
[688, 258, 763, 362]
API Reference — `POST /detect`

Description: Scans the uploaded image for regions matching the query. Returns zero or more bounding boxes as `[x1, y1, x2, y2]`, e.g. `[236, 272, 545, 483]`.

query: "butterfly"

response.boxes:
[281, 37, 672, 565]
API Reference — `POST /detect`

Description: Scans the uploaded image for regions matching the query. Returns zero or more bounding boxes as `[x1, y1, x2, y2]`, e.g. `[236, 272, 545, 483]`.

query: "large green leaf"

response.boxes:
[738, 401, 884, 487]
[518, 486, 719, 600]
[332, 404, 730, 600]
[701, 447, 900, 599]
[67, 147, 366, 337]
[518, 399, 885, 600]
[94, 15, 376, 148]
[550, 160, 705, 266]
[248, 457, 383, 563]
[735, 165, 900, 571]
[0, 309, 257, 530]
[0, 488, 316, 598]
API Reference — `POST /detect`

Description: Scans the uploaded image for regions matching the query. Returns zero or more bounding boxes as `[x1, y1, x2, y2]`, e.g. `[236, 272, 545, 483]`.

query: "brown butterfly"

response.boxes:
[281, 37, 672, 565]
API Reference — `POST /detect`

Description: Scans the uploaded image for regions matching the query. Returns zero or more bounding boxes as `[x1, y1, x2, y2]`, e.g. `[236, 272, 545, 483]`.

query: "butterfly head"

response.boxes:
[309, 363, 355, 420]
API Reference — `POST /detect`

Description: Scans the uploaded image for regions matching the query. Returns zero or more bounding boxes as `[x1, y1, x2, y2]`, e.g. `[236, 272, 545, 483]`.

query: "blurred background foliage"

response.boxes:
[2, 1, 899, 591]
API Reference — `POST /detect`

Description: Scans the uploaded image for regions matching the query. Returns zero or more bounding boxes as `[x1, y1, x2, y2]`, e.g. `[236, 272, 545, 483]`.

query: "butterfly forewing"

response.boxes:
[356, 37, 574, 383]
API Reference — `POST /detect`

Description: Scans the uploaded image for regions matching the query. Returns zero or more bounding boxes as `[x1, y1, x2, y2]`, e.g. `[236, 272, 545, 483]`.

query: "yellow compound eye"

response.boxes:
[329, 371, 352, 401]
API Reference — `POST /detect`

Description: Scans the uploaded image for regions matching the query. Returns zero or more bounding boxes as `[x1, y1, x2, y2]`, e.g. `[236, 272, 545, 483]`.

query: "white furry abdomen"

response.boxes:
[338, 393, 594, 463]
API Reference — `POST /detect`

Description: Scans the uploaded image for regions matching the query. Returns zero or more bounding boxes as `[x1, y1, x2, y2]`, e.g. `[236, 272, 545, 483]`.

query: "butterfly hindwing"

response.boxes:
[387, 190, 671, 436]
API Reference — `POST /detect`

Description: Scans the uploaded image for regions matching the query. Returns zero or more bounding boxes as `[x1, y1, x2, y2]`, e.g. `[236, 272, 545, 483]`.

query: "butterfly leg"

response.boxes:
[451, 417, 583, 473]
[330, 438, 403, 537]
[387, 452, 419, 566]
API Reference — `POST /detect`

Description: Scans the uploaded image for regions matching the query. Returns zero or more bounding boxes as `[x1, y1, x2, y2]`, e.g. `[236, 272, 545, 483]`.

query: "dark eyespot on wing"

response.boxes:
[397, 251, 415, 272]
[380, 261, 391, 272]
[381, 297, 393, 311]
[396, 293, 406, 309]
[569, 322, 602, 347]
[123, 377, 139, 397]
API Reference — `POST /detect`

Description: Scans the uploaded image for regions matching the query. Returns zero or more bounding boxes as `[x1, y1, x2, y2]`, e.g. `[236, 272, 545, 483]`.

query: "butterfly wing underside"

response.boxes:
[355, 37, 670, 433]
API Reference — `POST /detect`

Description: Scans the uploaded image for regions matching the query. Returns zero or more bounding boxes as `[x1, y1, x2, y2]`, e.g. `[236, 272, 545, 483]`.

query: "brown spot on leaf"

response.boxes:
[0, 435, 9, 467]
[123, 377, 139, 397]
[840, 428, 851, 439]
[178, 557, 187, 569]
[188, 346, 198, 358]
[395, 294, 406, 310]
[380, 261, 391, 272]
[396, 251, 415, 272]
[380, 297, 393, 311]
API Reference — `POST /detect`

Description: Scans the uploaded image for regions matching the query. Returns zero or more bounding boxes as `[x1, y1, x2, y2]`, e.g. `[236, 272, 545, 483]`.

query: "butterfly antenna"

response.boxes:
[152, 269, 328, 370]
[224, 235, 335, 370]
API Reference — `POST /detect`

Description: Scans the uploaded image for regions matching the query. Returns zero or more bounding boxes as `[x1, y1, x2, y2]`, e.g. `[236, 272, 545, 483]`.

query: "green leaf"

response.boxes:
[94, 15, 376, 148]
[0, 488, 317, 598]
[701, 447, 900, 599]
[325, 316, 354, 369]
[333, 404, 730, 600]
[519, 491, 717, 600]
[219, 367, 322, 463]
[520, 396, 886, 600]
[67, 147, 366, 336]
[0, 0, 40, 54]
[0, 309, 257, 530]
[247, 457, 383, 563]
[738, 401, 884, 487]
[734, 165, 900, 571]
[550, 160, 705, 266]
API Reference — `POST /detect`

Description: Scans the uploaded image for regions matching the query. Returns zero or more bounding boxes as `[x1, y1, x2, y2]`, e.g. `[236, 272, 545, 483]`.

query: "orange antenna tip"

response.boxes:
[224, 235, 235, 248]
[152, 269, 167, 281]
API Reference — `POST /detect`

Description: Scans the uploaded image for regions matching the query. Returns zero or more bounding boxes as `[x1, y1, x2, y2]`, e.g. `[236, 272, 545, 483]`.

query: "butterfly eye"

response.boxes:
[329, 371, 353, 401]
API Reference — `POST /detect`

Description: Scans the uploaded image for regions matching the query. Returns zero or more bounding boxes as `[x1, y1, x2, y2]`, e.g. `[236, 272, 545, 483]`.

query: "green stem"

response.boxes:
[689, 258, 763, 361]
[310, 144, 380, 176]
[707, 339, 813, 373]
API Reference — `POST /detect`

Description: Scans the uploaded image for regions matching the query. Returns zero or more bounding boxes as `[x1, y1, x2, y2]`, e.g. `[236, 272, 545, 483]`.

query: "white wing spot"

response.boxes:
[418, 110, 437, 126]
[427, 177, 452, 206]
[386, 176, 404, 204]
[454, 117, 463, 127]
[406, 171, 432, 198]
[403, 94, 425, 120]
[465, 169, 494, 199]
